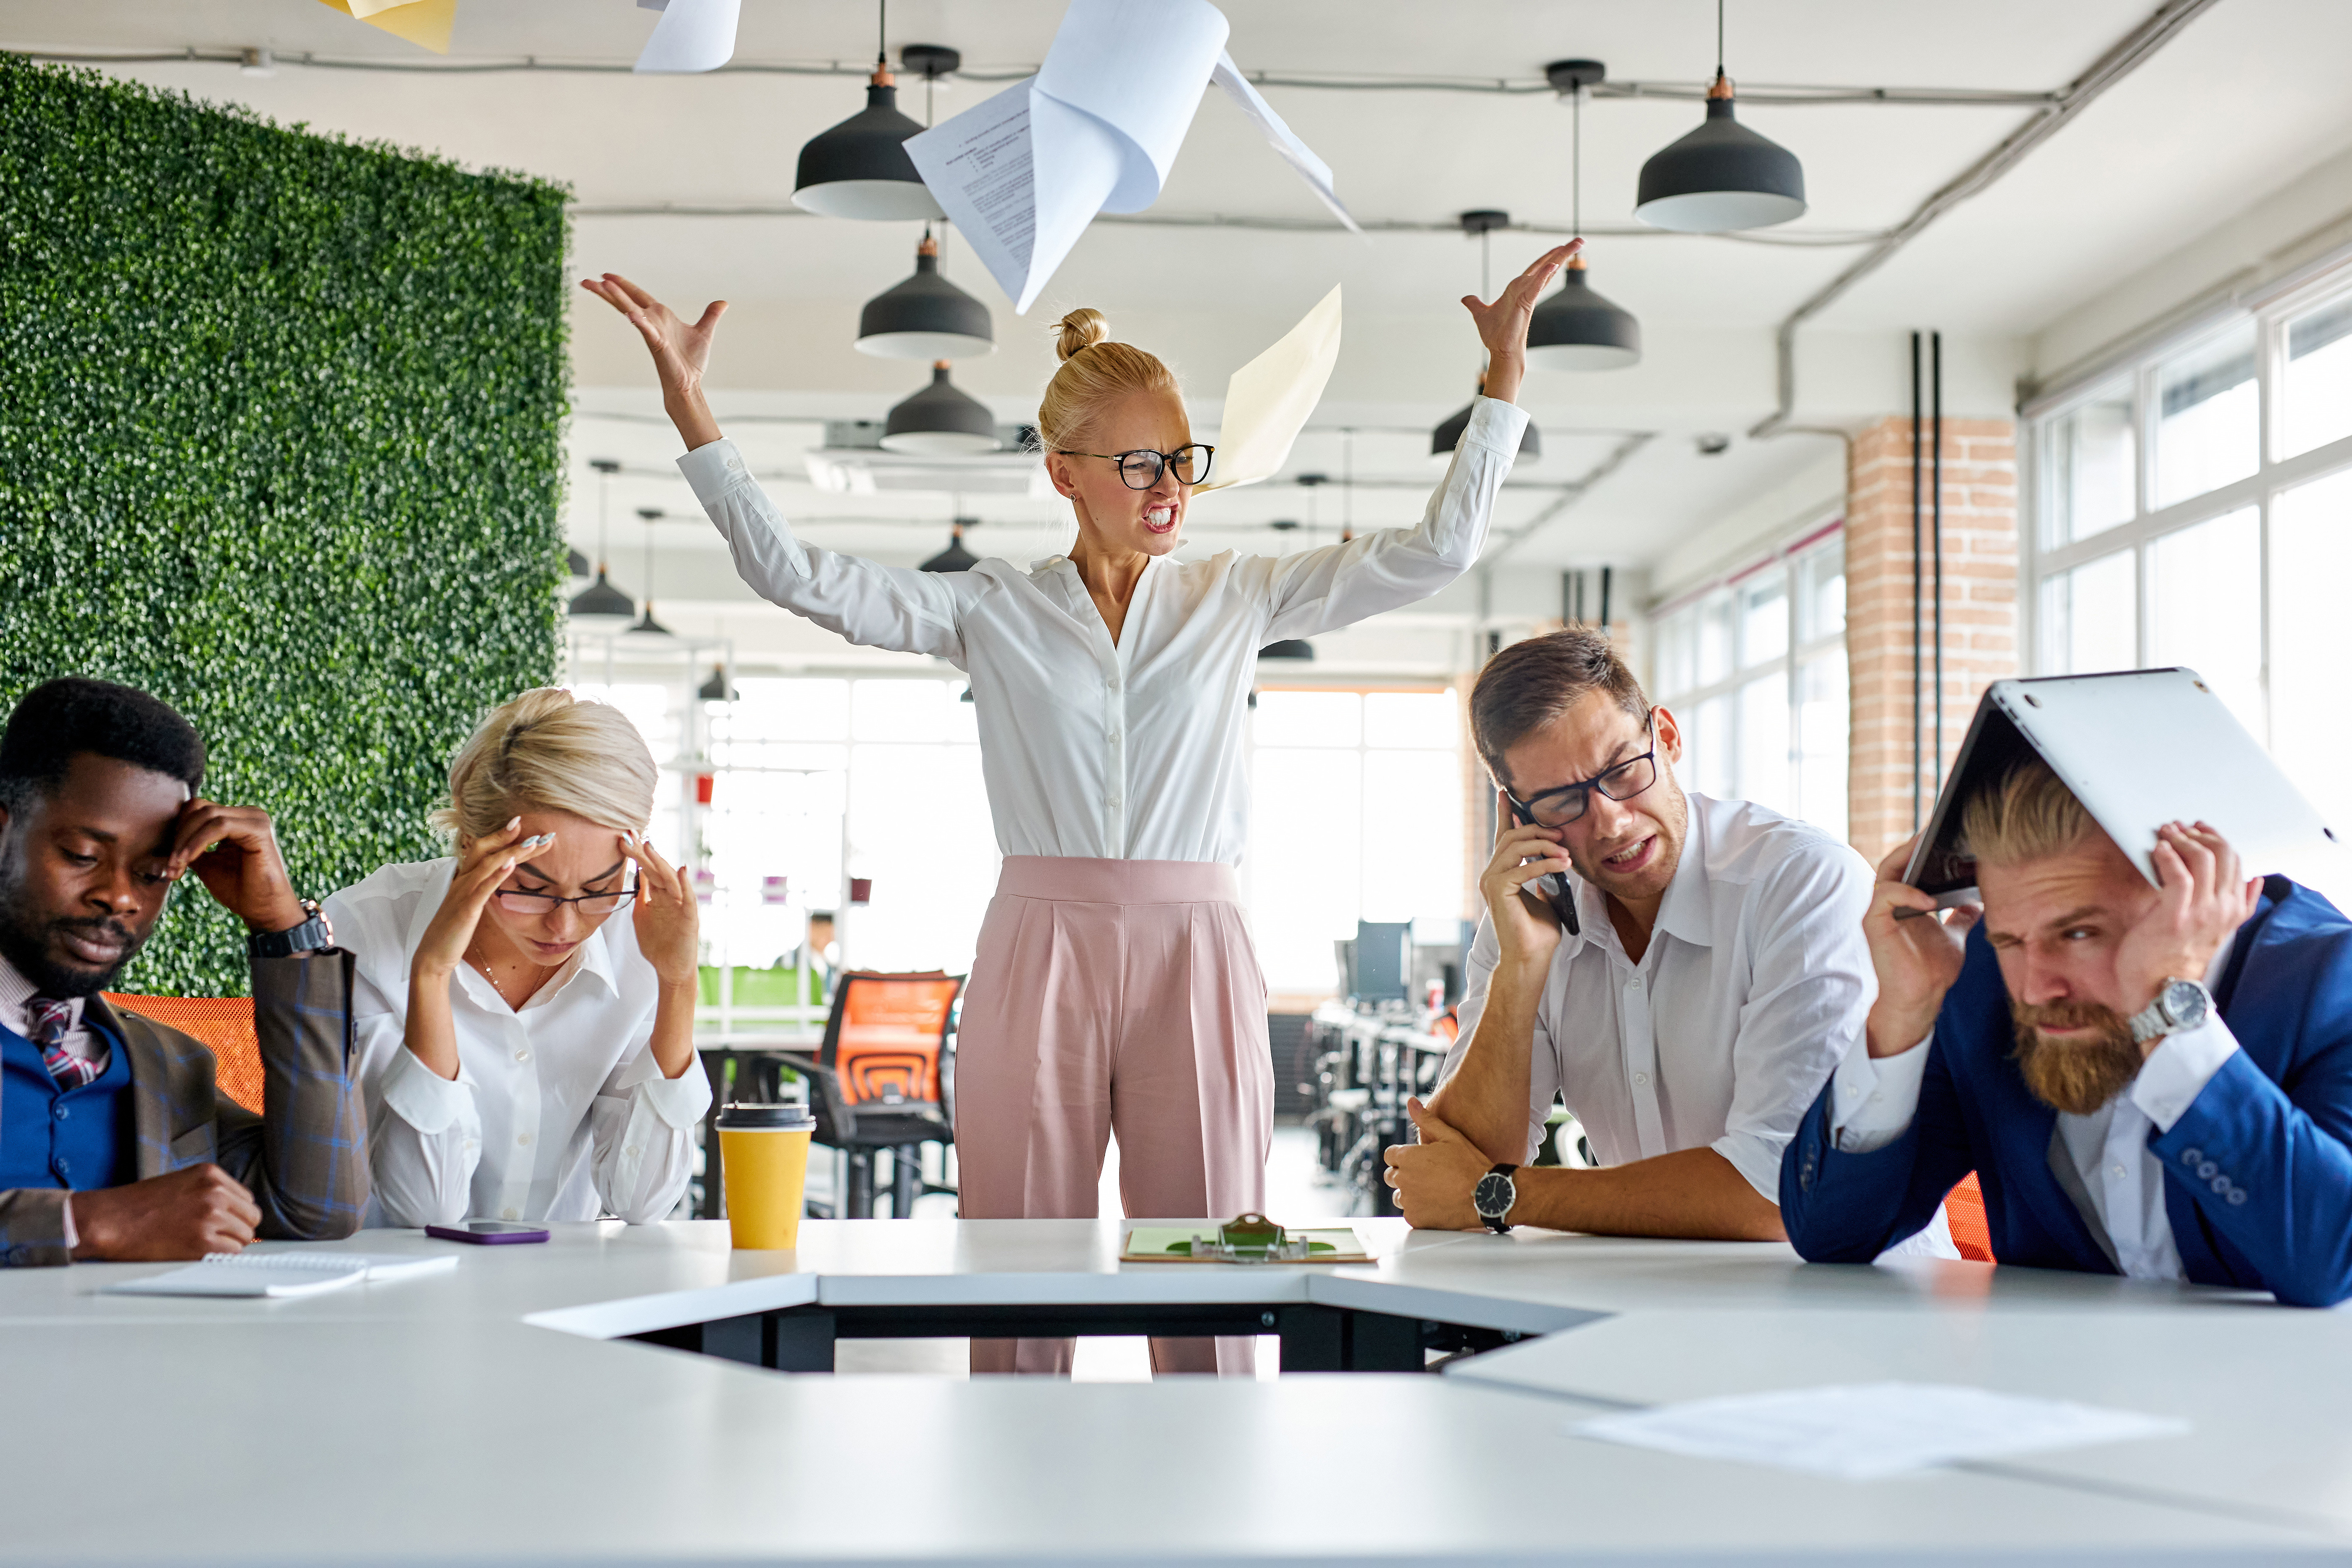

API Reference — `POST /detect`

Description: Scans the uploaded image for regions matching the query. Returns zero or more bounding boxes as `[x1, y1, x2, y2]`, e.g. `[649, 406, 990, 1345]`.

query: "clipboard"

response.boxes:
[1122, 1213, 1372, 1265]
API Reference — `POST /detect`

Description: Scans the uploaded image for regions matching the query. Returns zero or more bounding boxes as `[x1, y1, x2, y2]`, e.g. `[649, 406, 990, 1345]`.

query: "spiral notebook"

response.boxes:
[100, 1252, 456, 1298]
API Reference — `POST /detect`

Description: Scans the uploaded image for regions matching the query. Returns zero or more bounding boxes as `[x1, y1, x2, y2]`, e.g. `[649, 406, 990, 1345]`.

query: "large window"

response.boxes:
[2027, 276, 2352, 888]
[1248, 688, 1466, 993]
[1651, 526, 1848, 843]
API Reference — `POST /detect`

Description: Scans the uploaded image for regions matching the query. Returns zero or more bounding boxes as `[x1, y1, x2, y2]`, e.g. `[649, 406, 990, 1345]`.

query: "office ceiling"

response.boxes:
[11, 0, 2352, 660]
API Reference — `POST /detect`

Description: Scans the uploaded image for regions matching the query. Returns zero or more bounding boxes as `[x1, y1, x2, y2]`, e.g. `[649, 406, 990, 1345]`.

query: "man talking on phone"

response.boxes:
[1385, 629, 1942, 1248]
[0, 678, 367, 1265]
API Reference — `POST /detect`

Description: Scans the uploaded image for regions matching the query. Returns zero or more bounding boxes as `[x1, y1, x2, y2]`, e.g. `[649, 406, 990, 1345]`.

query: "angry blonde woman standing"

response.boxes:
[585, 242, 1574, 1374]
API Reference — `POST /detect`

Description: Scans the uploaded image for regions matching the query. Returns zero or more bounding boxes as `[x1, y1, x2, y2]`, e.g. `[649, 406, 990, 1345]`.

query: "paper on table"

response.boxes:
[1575, 1382, 2189, 1481]
[315, 0, 455, 54]
[905, 0, 1353, 313]
[1199, 284, 1341, 492]
[633, 0, 738, 73]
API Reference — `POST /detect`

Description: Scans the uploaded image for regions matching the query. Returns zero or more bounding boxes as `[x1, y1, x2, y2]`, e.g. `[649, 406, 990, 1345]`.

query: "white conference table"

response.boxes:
[5, 1217, 2346, 1565]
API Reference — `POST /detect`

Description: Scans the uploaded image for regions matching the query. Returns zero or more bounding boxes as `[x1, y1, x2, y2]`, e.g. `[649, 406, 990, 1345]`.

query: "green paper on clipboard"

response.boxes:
[1122, 1213, 1372, 1264]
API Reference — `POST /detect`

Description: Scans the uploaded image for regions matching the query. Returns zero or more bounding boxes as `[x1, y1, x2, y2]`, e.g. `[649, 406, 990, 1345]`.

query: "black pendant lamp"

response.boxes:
[857, 231, 993, 360]
[624, 507, 673, 638]
[567, 459, 636, 630]
[1434, 212, 1545, 465]
[919, 518, 981, 572]
[882, 362, 999, 454]
[792, 16, 951, 221]
[698, 664, 739, 702]
[1529, 62, 1641, 371]
[1633, 3, 1804, 233]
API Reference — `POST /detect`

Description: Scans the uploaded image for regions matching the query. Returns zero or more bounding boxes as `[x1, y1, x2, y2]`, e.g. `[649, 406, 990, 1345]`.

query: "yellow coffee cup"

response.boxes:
[716, 1102, 817, 1250]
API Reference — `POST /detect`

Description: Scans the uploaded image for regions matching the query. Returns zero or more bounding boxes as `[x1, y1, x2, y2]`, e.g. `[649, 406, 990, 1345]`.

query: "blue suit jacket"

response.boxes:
[1780, 877, 2352, 1307]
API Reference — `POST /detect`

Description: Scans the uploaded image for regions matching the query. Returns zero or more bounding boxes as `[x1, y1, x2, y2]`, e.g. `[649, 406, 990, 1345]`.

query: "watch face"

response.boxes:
[2163, 979, 2209, 1028]
[1473, 1172, 1514, 1219]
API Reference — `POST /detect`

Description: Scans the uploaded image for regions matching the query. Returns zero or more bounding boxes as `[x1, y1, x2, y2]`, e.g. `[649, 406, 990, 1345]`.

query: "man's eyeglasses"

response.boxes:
[492, 885, 636, 917]
[1506, 715, 1661, 828]
[1055, 444, 1214, 489]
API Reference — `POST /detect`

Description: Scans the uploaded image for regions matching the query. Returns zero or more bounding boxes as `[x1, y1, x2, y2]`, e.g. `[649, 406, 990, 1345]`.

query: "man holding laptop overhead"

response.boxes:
[1781, 673, 2352, 1307]
[1383, 629, 1947, 1248]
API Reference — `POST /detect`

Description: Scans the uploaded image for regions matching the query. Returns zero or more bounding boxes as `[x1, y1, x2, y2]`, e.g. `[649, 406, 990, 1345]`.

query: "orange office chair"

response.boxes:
[1945, 1171, 1995, 1262]
[101, 994, 264, 1113]
[786, 970, 964, 1220]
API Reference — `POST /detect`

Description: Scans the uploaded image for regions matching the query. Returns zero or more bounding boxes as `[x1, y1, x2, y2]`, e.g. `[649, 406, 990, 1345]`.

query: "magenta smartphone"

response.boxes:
[425, 1220, 550, 1245]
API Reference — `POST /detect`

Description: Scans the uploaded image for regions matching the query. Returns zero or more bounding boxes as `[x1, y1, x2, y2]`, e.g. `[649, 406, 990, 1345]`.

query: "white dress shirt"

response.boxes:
[1441, 793, 1883, 1201]
[1831, 939, 2239, 1279]
[678, 398, 1527, 866]
[325, 860, 712, 1227]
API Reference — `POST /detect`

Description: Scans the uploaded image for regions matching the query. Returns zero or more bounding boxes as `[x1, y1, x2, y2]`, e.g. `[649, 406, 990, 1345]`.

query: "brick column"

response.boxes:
[1844, 417, 2020, 865]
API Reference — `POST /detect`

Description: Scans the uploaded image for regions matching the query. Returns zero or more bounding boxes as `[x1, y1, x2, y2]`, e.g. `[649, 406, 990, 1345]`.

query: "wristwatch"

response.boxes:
[2127, 977, 2213, 1044]
[1472, 1163, 1519, 1234]
[249, 899, 334, 960]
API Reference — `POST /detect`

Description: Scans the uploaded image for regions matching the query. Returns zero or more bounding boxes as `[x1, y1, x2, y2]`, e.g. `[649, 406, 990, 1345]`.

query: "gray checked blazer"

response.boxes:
[0, 948, 370, 1266]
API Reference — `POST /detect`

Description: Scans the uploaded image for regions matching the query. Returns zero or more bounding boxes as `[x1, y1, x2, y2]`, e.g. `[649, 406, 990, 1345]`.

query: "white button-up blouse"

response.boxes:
[678, 397, 1529, 866]
[325, 859, 712, 1228]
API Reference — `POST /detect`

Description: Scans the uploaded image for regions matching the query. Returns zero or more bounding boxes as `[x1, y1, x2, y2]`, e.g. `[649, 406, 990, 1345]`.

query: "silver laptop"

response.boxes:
[1905, 668, 2343, 906]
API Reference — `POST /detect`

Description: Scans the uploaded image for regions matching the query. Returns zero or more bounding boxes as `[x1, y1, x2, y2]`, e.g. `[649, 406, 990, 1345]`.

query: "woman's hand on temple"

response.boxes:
[413, 820, 553, 985]
[1461, 240, 1581, 407]
[619, 831, 701, 989]
[579, 273, 728, 450]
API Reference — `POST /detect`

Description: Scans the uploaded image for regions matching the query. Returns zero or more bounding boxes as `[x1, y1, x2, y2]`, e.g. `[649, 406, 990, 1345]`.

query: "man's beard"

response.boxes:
[0, 869, 147, 1001]
[2010, 1000, 2142, 1116]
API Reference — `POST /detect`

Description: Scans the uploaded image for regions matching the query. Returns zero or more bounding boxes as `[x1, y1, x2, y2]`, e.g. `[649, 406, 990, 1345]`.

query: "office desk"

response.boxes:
[5, 1219, 2343, 1564]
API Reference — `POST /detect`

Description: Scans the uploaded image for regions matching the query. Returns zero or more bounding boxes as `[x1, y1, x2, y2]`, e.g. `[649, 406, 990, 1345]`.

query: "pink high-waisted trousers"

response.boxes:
[954, 856, 1273, 1376]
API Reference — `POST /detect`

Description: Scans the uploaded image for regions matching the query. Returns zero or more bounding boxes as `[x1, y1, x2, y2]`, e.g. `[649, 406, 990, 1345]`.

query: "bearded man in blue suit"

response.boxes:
[1781, 759, 2352, 1308]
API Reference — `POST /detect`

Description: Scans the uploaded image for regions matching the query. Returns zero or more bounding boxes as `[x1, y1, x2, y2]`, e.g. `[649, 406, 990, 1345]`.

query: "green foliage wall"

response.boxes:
[0, 56, 570, 995]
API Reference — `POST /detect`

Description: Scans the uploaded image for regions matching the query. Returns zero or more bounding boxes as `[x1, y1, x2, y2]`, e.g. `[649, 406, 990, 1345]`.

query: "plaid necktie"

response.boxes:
[26, 997, 104, 1091]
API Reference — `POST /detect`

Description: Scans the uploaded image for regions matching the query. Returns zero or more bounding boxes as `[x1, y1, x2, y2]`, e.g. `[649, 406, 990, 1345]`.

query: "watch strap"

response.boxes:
[249, 899, 334, 960]
[2129, 978, 2209, 1044]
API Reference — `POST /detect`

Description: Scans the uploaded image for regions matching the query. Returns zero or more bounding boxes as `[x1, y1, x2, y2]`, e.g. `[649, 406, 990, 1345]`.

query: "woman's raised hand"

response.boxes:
[1460, 240, 1581, 407]
[412, 819, 554, 986]
[579, 273, 727, 449]
[618, 830, 701, 989]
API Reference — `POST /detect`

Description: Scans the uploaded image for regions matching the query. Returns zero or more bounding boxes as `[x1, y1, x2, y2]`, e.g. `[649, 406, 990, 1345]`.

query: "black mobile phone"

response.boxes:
[423, 1220, 551, 1245]
[1509, 805, 1581, 937]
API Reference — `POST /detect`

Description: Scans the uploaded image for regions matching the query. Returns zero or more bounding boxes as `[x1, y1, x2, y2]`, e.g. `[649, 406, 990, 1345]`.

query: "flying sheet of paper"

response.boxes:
[633, 0, 738, 73]
[316, 0, 454, 54]
[905, 0, 1353, 313]
[1575, 1383, 2189, 1481]
[1201, 284, 1341, 491]
[1209, 54, 1358, 232]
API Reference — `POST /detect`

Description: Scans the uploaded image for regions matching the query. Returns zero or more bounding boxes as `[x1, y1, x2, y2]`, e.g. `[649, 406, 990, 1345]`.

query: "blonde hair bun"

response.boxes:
[431, 687, 657, 843]
[1054, 307, 1109, 363]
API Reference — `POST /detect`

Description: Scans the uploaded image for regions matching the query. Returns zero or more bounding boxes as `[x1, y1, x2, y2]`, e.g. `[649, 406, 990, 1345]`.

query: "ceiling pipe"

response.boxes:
[1747, 0, 2221, 440]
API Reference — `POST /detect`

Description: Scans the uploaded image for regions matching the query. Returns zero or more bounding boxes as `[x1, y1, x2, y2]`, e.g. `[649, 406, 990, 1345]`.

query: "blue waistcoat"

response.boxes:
[0, 1018, 133, 1193]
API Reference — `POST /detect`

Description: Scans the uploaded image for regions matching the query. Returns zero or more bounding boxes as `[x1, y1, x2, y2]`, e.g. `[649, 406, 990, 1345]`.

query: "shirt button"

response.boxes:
[1633, 1072, 1650, 1087]
[724, 454, 743, 472]
[50, 1104, 66, 1122]
[514, 1049, 529, 1063]
[625, 1145, 641, 1158]
[1630, 977, 1643, 989]
[502, 1207, 520, 1221]
[517, 1132, 532, 1147]
[2110, 1164, 2127, 1179]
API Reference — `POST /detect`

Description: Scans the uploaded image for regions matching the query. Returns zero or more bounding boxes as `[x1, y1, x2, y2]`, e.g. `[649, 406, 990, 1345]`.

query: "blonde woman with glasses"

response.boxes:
[326, 689, 710, 1229]
[586, 242, 1572, 1373]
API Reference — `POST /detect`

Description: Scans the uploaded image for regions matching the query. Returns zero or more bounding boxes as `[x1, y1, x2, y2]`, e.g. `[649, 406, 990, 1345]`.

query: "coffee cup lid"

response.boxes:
[717, 1101, 815, 1130]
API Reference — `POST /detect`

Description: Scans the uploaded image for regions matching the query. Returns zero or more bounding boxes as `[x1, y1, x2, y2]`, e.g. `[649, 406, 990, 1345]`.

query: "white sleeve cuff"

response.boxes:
[676, 438, 749, 507]
[640, 1056, 715, 1130]
[1710, 1130, 1790, 1202]
[377, 1045, 479, 1137]
[1461, 397, 1530, 458]
[2129, 1016, 2240, 1133]
[1830, 1036, 1931, 1153]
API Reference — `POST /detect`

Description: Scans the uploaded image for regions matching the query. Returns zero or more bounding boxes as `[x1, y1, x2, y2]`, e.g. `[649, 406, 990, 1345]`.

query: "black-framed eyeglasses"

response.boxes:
[1506, 714, 1661, 828]
[1055, 444, 1214, 489]
[492, 883, 637, 917]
